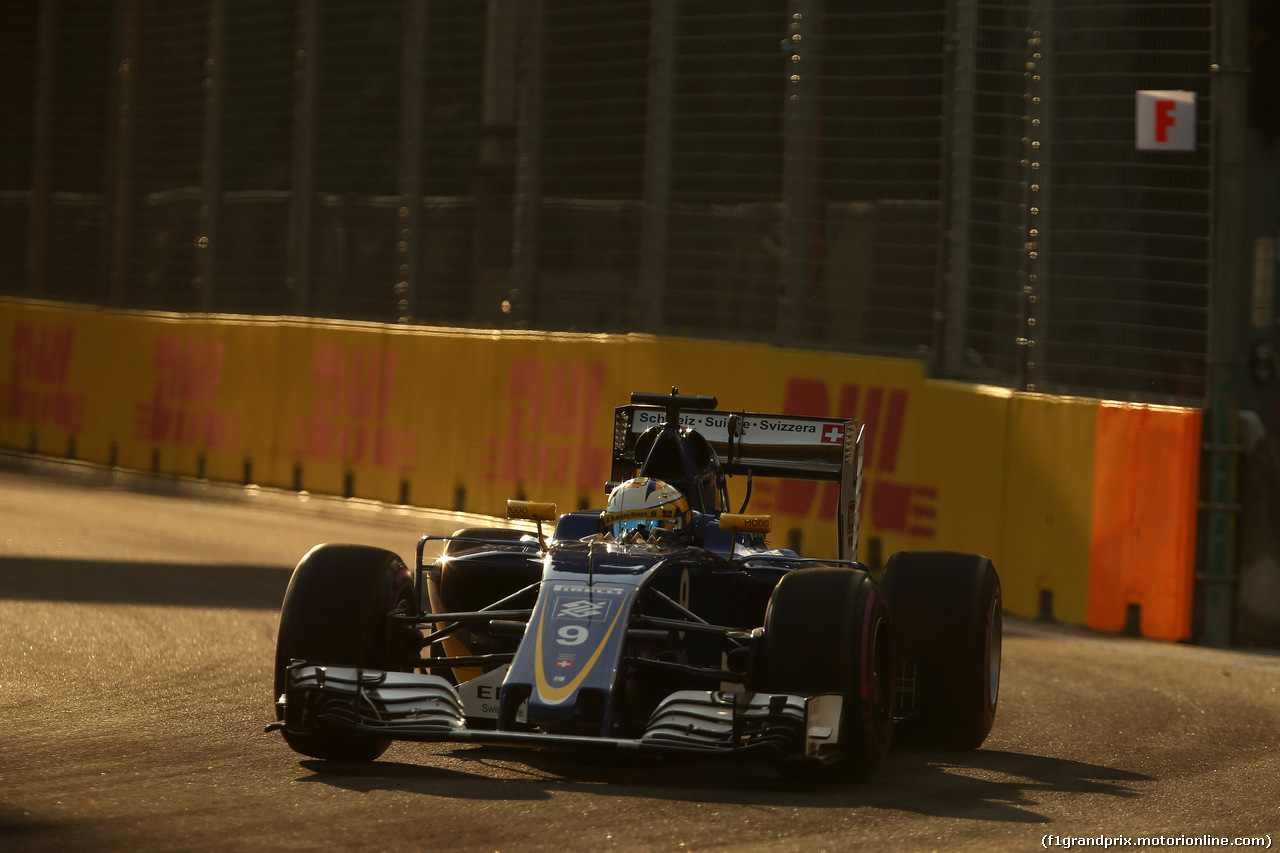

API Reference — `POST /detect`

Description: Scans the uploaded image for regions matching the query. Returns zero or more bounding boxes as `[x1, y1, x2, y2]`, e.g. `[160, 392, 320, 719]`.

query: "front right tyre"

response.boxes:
[274, 543, 418, 761]
[880, 550, 1002, 749]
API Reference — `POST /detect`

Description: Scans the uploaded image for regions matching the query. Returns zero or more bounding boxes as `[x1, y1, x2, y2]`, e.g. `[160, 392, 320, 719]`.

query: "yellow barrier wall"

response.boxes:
[1000, 392, 1099, 626]
[0, 299, 1201, 636]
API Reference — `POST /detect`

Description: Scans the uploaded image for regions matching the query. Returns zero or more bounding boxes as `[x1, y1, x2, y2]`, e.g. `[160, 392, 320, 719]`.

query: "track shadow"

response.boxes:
[0, 805, 113, 853]
[293, 745, 1153, 823]
[0, 556, 293, 610]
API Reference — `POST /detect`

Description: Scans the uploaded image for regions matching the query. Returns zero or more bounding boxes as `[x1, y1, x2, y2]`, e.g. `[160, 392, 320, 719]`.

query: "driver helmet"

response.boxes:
[601, 478, 691, 539]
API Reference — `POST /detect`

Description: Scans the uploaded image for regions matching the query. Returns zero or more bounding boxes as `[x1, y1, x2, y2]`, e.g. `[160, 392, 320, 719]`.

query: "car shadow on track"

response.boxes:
[292, 745, 1153, 823]
[0, 556, 293, 609]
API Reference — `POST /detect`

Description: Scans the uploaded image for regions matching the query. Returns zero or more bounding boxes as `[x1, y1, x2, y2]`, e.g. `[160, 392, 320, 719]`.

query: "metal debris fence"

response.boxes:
[0, 0, 1217, 402]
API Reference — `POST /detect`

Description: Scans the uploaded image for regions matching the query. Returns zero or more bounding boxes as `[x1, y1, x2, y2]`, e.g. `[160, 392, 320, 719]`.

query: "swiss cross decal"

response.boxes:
[820, 424, 844, 444]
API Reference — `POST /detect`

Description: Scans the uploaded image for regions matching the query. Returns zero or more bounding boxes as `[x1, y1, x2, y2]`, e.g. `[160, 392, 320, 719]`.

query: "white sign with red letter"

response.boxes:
[1135, 90, 1196, 151]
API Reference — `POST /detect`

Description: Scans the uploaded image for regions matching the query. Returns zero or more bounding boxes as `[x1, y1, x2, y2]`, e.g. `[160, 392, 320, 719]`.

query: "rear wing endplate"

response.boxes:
[611, 404, 865, 561]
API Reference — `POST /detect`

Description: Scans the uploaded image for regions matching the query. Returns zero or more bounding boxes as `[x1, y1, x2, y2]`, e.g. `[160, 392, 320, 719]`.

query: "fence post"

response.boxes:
[107, 0, 141, 307]
[27, 0, 55, 298]
[939, 0, 976, 376]
[1018, 11, 1048, 391]
[398, 0, 427, 323]
[474, 0, 517, 325]
[511, 0, 544, 326]
[198, 0, 226, 313]
[288, 0, 318, 316]
[639, 0, 674, 334]
[1202, 0, 1248, 647]
[778, 0, 820, 345]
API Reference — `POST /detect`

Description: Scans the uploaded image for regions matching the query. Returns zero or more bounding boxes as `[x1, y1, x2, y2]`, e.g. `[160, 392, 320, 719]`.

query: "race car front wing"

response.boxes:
[274, 663, 846, 763]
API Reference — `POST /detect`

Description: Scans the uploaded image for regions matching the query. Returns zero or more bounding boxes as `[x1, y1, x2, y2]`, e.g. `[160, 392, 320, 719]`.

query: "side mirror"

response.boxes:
[506, 500, 557, 522]
[719, 513, 772, 534]
[507, 500, 557, 549]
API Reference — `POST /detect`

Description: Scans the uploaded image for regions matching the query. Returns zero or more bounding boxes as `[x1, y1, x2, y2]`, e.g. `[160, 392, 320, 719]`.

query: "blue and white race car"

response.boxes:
[269, 390, 1001, 781]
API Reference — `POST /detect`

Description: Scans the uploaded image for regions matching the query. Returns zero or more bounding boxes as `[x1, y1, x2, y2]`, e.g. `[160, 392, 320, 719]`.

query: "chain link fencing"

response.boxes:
[0, 0, 1220, 403]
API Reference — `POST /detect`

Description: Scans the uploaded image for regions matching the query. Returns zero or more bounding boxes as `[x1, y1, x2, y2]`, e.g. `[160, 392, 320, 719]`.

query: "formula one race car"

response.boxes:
[269, 390, 1001, 781]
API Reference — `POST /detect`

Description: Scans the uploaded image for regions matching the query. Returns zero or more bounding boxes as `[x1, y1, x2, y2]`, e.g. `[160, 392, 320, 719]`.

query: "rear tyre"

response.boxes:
[880, 550, 1001, 749]
[274, 544, 418, 761]
[757, 567, 893, 782]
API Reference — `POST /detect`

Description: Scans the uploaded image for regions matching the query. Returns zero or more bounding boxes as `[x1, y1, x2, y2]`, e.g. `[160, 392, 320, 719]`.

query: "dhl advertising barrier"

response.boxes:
[0, 298, 1201, 640]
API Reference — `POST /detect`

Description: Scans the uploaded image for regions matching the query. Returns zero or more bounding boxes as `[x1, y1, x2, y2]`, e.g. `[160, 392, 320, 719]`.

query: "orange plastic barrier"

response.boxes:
[1087, 402, 1202, 640]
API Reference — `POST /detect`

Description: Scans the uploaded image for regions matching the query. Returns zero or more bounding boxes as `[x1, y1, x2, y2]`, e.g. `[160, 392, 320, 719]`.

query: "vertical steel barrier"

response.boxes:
[639, 0, 674, 334]
[197, 0, 226, 312]
[941, 0, 976, 377]
[288, 0, 317, 316]
[1018, 9, 1046, 391]
[779, 0, 819, 346]
[511, 0, 544, 327]
[27, 0, 55, 299]
[107, 0, 141, 308]
[1202, 0, 1249, 647]
[398, 0, 426, 324]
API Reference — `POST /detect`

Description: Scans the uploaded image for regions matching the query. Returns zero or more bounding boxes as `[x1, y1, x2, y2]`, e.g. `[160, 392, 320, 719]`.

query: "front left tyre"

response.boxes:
[274, 544, 418, 761]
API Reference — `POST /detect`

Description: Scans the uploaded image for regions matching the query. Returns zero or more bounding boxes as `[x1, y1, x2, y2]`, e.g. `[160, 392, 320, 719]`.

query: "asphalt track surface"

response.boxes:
[1, 464, 1278, 852]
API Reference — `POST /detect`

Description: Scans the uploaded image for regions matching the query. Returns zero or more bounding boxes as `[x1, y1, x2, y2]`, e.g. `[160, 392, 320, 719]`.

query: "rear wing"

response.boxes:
[610, 396, 865, 561]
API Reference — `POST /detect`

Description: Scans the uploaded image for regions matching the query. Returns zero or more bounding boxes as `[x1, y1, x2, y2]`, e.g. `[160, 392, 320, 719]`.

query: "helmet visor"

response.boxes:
[601, 507, 680, 539]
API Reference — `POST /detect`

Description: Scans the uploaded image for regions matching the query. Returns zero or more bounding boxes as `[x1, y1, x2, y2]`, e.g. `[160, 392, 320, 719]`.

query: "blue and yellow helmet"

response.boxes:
[600, 478, 691, 539]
